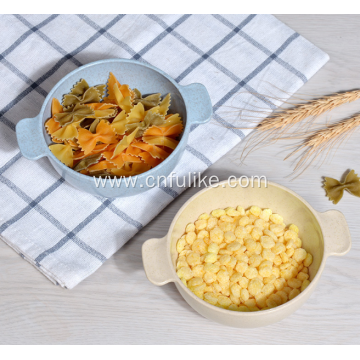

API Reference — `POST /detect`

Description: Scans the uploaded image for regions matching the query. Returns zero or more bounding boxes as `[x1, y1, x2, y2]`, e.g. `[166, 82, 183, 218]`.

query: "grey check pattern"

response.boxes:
[0, 14, 329, 288]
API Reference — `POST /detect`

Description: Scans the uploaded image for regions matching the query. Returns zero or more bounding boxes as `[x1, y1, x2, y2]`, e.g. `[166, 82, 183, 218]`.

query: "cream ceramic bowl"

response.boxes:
[142, 179, 351, 328]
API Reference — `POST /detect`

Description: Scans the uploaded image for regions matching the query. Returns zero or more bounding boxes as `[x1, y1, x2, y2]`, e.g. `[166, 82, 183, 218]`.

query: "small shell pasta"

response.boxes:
[175, 205, 313, 312]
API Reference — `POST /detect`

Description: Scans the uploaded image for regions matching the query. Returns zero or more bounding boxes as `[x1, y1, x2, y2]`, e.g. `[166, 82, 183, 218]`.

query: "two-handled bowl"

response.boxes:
[16, 59, 212, 198]
[142, 179, 351, 327]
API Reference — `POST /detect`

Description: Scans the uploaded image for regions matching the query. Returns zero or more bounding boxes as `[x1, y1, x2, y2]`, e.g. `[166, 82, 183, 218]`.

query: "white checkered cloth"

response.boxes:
[0, 14, 329, 289]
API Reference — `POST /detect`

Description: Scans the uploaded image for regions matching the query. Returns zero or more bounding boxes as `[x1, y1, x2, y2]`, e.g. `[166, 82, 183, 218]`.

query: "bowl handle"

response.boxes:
[16, 115, 48, 160]
[318, 210, 352, 257]
[180, 83, 213, 125]
[142, 235, 175, 286]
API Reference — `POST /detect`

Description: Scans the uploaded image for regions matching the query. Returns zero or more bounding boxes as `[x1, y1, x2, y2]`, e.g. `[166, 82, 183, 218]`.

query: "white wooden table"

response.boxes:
[1, 15, 359, 345]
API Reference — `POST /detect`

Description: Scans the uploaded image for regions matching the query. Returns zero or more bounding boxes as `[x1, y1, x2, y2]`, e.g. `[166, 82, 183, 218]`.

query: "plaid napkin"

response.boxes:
[0, 14, 329, 289]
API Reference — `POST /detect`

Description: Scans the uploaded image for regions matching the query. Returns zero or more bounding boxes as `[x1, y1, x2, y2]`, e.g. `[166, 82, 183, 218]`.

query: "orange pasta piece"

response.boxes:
[73, 144, 108, 160]
[68, 139, 79, 148]
[52, 98, 63, 116]
[131, 140, 171, 159]
[111, 162, 151, 177]
[46, 98, 63, 135]
[143, 123, 183, 137]
[122, 153, 142, 163]
[78, 120, 117, 155]
[125, 143, 143, 157]
[139, 151, 162, 168]
[117, 83, 133, 100]
[104, 72, 134, 105]
[103, 72, 121, 103]
[132, 162, 151, 173]
[51, 136, 63, 144]
[45, 118, 61, 134]
[86, 102, 117, 118]
[88, 160, 117, 172]
[103, 149, 142, 168]
[103, 151, 125, 168]
[86, 103, 117, 118]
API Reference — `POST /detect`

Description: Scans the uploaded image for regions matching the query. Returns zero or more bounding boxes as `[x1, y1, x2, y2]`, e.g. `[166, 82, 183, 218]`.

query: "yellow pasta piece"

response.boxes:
[111, 128, 139, 158]
[86, 103, 116, 110]
[151, 93, 171, 116]
[52, 123, 78, 140]
[127, 102, 146, 124]
[142, 135, 179, 149]
[49, 143, 73, 167]
[164, 113, 182, 126]
[110, 110, 127, 135]
[112, 83, 133, 113]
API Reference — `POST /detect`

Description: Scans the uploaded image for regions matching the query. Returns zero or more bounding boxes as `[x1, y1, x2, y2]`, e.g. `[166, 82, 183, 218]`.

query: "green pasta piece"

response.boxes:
[125, 110, 165, 136]
[324, 169, 360, 204]
[133, 88, 161, 109]
[73, 153, 102, 172]
[89, 118, 100, 133]
[55, 104, 95, 126]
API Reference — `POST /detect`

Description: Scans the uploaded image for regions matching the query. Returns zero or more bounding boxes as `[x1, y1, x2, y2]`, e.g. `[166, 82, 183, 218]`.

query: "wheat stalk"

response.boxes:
[239, 89, 360, 163]
[258, 90, 360, 131]
[285, 114, 360, 177]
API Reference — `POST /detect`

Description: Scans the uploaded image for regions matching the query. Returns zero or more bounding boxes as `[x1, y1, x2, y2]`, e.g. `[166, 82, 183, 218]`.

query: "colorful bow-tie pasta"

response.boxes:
[45, 72, 183, 177]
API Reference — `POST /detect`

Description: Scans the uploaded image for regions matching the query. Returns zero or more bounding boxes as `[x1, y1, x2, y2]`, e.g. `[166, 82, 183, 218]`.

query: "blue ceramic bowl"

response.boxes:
[16, 59, 212, 198]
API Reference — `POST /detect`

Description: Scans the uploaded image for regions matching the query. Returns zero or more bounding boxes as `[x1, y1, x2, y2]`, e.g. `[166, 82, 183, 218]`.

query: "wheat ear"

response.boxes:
[285, 114, 360, 176]
[240, 90, 360, 163]
[257, 90, 360, 132]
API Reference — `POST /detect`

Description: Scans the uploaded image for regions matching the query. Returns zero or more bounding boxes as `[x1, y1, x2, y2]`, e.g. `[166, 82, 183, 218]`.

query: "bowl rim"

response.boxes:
[166, 179, 327, 316]
[39, 58, 192, 183]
